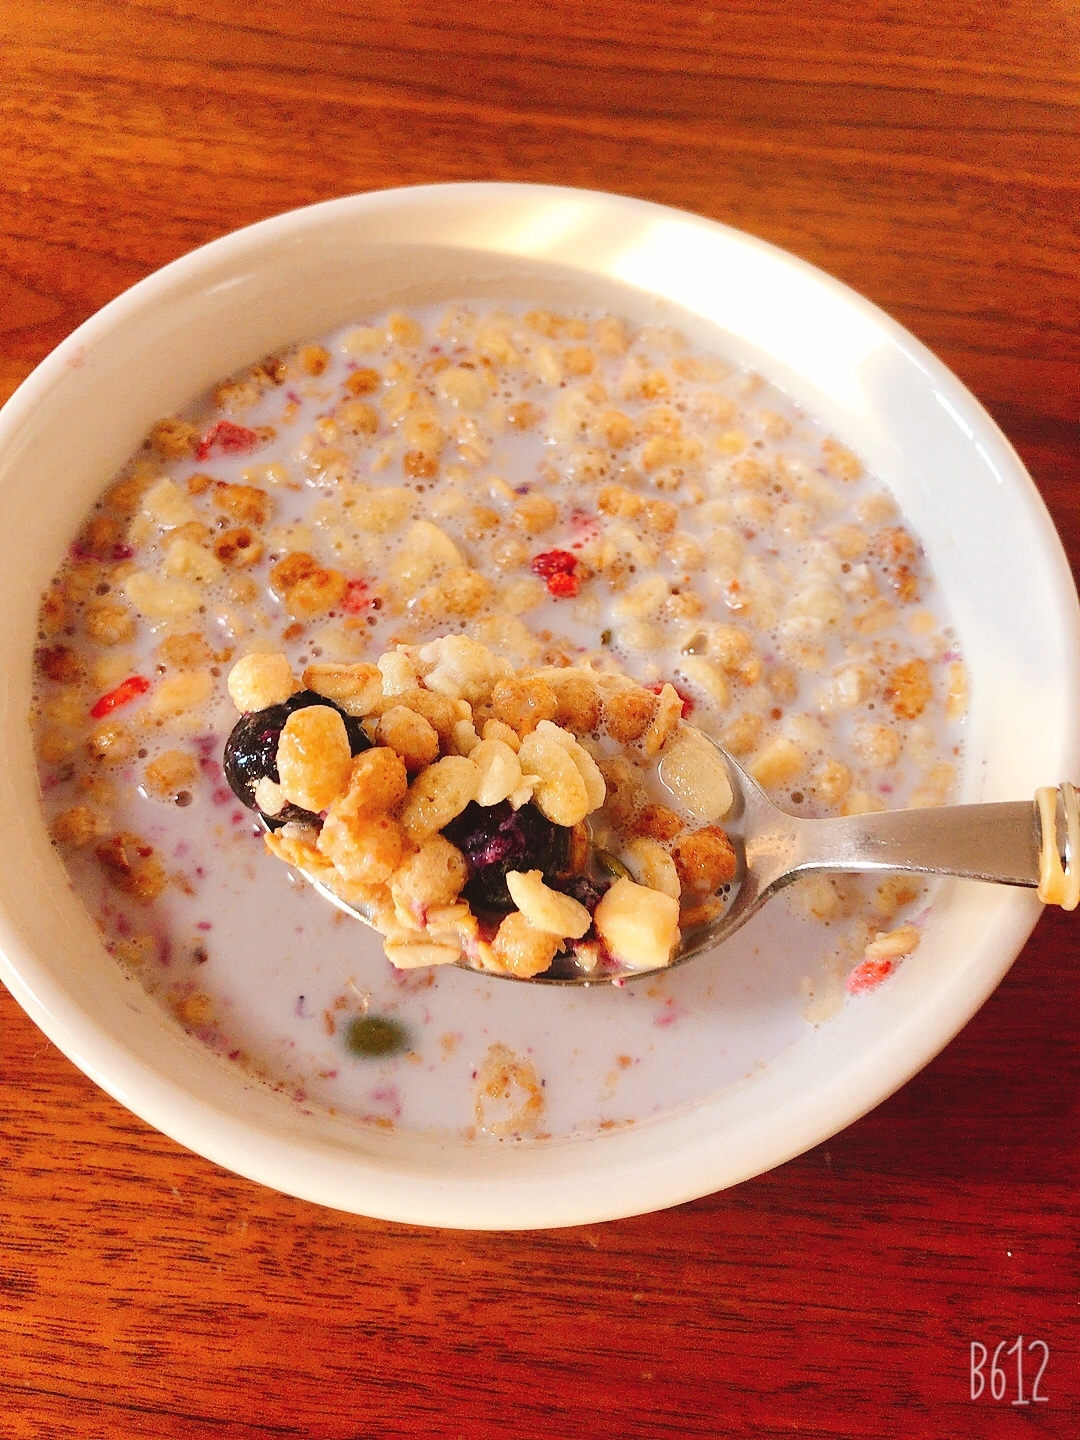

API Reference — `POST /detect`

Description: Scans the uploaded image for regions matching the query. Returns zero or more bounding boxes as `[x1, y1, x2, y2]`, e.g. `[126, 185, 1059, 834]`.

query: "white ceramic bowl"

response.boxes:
[1, 184, 1077, 1229]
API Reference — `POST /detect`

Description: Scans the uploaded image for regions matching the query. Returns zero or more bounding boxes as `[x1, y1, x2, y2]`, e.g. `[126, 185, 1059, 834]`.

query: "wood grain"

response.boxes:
[1, 2, 1078, 1434]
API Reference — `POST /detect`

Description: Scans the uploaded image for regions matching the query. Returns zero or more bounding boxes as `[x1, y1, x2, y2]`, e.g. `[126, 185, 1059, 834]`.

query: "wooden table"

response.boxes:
[2, 3, 1077, 1434]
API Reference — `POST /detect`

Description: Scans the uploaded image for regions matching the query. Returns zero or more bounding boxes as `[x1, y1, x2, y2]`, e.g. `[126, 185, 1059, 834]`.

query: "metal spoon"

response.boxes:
[269, 743, 1069, 986]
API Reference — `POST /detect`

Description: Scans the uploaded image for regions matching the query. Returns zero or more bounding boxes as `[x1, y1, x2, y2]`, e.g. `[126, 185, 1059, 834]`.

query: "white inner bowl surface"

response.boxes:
[1, 183, 1077, 1229]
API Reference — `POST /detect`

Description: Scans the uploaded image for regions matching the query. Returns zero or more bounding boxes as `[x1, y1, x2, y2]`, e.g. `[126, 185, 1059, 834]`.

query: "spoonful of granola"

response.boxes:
[223, 639, 1075, 986]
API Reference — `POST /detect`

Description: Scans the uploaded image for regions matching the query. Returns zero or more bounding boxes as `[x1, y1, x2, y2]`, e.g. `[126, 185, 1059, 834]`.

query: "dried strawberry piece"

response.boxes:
[195, 420, 261, 461]
[340, 578, 372, 614]
[650, 681, 694, 718]
[90, 675, 150, 719]
[531, 549, 579, 597]
[531, 549, 577, 579]
[545, 570, 579, 598]
[845, 957, 893, 995]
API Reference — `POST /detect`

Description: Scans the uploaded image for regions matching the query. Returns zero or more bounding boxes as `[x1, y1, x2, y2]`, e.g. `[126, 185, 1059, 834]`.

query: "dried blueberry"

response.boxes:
[551, 874, 610, 914]
[442, 800, 569, 912]
[223, 689, 370, 824]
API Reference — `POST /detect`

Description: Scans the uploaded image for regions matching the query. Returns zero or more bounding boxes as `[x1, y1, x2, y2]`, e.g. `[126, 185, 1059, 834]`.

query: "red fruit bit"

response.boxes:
[341, 578, 372, 613]
[845, 957, 894, 995]
[195, 420, 260, 461]
[546, 570, 579, 598]
[532, 549, 579, 597]
[531, 549, 577, 579]
[650, 681, 694, 718]
[90, 675, 150, 719]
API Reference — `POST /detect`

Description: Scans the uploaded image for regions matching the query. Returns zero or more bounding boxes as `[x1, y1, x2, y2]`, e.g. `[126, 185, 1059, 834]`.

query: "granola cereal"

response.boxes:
[30, 301, 967, 1130]
[223, 640, 736, 977]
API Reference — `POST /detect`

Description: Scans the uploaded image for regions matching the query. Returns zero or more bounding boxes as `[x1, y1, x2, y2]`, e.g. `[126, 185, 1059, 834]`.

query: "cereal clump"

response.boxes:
[225, 637, 739, 977]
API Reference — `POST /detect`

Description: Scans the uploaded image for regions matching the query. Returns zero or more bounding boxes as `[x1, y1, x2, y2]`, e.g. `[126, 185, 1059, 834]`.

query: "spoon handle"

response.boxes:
[789, 800, 1042, 888]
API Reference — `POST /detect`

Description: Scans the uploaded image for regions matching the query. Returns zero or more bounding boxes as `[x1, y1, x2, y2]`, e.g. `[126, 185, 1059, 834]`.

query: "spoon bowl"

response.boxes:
[272, 739, 1065, 985]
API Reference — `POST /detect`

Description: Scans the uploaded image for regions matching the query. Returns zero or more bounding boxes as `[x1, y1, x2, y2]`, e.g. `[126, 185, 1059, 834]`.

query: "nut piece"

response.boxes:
[593, 877, 681, 972]
[672, 826, 737, 896]
[505, 870, 592, 940]
[490, 910, 562, 979]
[658, 730, 734, 822]
[399, 755, 479, 842]
[228, 653, 300, 712]
[676, 656, 730, 712]
[276, 706, 353, 812]
[622, 838, 681, 900]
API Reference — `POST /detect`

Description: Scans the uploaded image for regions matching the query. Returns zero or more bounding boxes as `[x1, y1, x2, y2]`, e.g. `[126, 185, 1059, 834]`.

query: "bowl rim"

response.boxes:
[2, 181, 1078, 1229]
